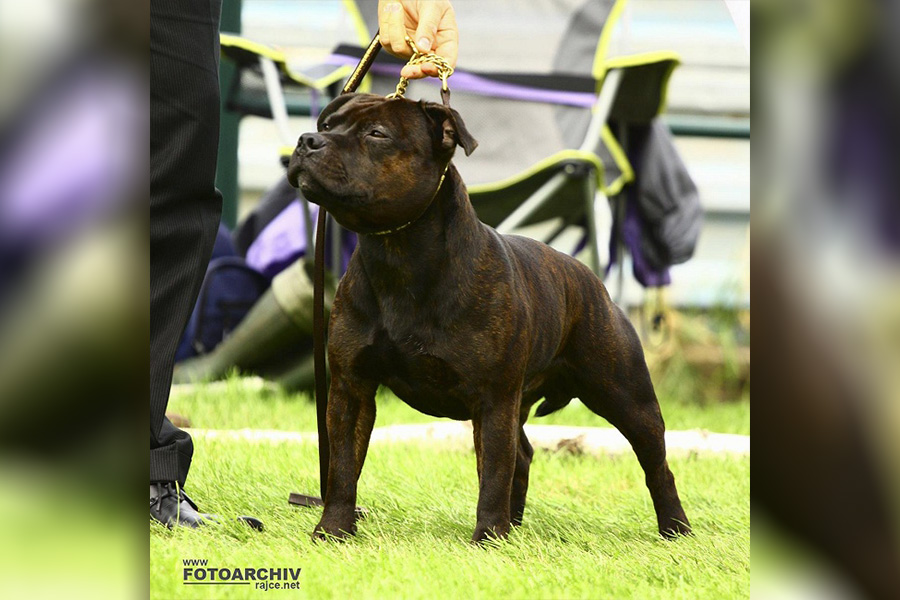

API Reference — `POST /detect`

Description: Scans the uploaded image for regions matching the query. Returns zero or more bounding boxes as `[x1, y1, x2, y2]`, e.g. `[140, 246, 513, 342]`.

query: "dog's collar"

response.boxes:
[370, 164, 450, 237]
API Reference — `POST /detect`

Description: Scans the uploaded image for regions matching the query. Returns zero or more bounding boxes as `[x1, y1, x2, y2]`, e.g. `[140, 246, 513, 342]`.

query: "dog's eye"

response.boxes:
[368, 129, 388, 139]
[321, 122, 331, 132]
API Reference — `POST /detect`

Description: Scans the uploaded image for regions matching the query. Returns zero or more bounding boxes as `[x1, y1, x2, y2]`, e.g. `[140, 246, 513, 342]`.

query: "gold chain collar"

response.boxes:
[370, 164, 450, 236]
[385, 36, 454, 102]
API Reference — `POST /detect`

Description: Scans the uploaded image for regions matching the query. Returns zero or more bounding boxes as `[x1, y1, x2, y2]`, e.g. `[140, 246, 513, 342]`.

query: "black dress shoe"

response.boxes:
[150, 482, 213, 528]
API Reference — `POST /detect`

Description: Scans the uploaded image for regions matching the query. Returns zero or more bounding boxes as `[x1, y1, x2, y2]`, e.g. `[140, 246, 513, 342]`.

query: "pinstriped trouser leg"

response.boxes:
[150, 0, 223, 486]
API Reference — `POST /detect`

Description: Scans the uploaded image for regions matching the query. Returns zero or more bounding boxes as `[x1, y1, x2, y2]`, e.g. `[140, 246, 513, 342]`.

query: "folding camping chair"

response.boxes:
[221, 0, 681, 289]
[327, 0, 679, 285]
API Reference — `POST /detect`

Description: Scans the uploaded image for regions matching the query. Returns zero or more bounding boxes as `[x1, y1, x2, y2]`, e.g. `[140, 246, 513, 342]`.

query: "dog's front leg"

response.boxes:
[471, 397, 519, 544]
[313, 375, 377, 541]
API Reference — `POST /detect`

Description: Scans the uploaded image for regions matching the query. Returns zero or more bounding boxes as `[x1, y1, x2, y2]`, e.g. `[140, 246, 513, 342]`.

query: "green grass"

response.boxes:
[151, 438, 748, 599]
[155, 377, 749, 599]
[169, 376, 750, 436]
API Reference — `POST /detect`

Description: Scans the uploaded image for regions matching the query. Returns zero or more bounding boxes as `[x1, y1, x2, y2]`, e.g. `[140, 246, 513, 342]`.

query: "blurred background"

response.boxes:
[232, 0, 750, 309]
[0, 0, 897, 598]
[168, 0, 750, 405]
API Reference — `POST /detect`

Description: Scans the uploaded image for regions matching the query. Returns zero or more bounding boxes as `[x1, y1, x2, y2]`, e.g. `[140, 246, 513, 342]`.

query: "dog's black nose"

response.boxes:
[299, 132, 326, 151]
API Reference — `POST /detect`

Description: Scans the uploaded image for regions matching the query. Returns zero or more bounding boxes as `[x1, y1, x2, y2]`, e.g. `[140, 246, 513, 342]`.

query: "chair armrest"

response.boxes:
[220, 33, 288, 67]
[220, 33, 351, 92]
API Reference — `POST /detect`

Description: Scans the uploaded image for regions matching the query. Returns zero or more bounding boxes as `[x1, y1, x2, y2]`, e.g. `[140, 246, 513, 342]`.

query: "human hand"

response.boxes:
[377, 0, 458, 79]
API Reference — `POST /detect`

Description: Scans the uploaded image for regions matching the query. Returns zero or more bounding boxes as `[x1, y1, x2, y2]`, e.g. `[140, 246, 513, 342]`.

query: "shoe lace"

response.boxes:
[150, 482, 184, 508]
[175, 481, 182, 522]
[151, 481, 199, 523]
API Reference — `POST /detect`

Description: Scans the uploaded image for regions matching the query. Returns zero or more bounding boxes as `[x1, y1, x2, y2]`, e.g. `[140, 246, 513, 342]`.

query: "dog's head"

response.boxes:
[287, 93, 477, 235]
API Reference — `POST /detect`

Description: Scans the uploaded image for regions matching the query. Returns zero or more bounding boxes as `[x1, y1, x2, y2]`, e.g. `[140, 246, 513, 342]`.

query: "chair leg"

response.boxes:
[613, 193, 627, 304]
[542, 217, 573, 247]
[583, 170, 603, 276]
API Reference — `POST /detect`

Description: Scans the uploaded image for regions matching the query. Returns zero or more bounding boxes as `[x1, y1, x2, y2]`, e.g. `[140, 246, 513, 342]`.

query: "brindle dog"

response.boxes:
[287, 93, 690, 543]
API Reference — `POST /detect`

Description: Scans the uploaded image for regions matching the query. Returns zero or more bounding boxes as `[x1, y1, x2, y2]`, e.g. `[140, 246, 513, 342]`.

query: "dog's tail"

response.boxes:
[533, 395, 573, 417]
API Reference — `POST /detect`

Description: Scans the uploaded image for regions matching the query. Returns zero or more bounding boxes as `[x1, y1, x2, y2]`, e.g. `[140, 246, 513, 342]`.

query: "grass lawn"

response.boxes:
[153, 378, 749, 599]
[169, 376, 750, 436]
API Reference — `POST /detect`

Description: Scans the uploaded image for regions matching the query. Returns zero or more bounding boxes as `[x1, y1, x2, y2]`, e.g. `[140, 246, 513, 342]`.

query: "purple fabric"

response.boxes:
[245, 199, 357, 278]
[245, 200, 311, 279]
[831, 70, 899, 253]
[0, 64, 143, 246]
[325, 55, 597, 108]
[607, 198, 671, 288]
[334, 224, 358, 273]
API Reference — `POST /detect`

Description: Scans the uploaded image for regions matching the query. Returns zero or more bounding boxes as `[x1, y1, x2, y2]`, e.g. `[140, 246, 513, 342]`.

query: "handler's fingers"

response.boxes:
[400, 64, 425, 79]
[433, 7, 459, 67]
[403, 6, 458, 80]
[413, 0, 442, 53]
[401, 62, 440, 80]
[379, 1, 411, 57]
[377, 0, 391, 46]
[400, 63, 441, 79]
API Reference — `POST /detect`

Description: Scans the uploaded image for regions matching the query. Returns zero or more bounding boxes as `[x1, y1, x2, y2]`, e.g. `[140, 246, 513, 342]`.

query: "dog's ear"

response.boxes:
[420, 102, 478, 157]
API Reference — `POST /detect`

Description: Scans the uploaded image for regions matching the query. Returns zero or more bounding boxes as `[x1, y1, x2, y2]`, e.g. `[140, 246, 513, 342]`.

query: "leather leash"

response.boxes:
[293, 32, 453, 510]
[314, 32, 383, 501]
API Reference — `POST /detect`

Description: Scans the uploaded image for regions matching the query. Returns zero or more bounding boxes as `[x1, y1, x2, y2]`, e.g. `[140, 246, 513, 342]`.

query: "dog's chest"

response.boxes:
[351, 329, 471, 420]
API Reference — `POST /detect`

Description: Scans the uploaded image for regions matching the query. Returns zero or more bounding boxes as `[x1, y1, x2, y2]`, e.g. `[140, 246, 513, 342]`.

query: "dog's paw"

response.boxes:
[659, 518, 692, 540]
[470, 523, 510, 545]
[312, 521, 356, 542]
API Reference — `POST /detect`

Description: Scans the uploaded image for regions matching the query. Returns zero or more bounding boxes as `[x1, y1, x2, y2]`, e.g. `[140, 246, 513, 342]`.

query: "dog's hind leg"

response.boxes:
[575, 331, 691, 538]
[581, 384, 691, 537]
